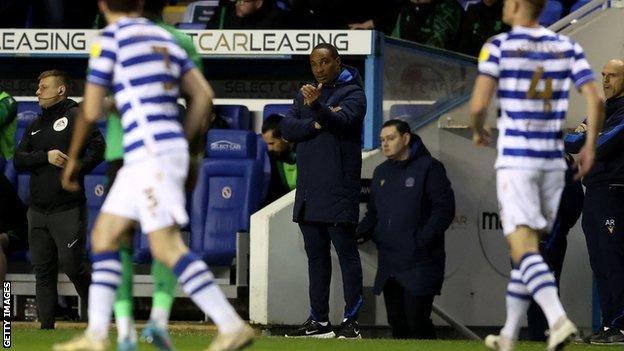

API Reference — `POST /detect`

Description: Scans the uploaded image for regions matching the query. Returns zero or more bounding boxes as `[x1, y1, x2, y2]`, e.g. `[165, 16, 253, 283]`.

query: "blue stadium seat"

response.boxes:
[256, 135, 271, 201]
[16, 101, 40, 126]
[570, 0, 591, 12]
[84, 166, 107, 237]
[214, 104, 251, 130]
[539, 0, 563, 26]
[191, 130, 262, 265]
[263, 104, 291, 120]
[16, 173, 29, 205]
[177, 0, 219, 29]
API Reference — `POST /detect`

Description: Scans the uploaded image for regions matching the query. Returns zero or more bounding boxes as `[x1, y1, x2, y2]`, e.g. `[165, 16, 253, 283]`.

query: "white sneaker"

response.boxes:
[485, 334, 515, 351]
[207, 324, 255, 351]
[547, 317, 578, 351]
[52, 332, 108, 351]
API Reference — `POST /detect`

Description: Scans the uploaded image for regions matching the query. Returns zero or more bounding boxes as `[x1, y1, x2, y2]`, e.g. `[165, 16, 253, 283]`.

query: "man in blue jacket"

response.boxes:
[357, 119, 454, 339]
[565, 58, 624, 345]
[281, 43, 366, 339]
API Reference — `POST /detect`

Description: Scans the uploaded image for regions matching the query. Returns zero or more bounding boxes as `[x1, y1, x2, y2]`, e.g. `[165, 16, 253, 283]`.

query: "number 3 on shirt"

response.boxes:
[527, 66, 553, 111]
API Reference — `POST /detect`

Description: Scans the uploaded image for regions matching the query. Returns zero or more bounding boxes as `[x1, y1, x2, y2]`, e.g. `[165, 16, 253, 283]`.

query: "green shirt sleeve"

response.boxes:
[158, 22, 204, 72]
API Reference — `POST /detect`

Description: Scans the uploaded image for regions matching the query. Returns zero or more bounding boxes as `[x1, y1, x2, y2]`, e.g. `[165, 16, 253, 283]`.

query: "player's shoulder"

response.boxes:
[485, 32, 509, 48]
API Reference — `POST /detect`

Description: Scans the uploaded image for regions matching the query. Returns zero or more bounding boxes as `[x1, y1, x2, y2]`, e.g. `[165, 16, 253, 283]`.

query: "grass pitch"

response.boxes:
[10, 325, 606, 351]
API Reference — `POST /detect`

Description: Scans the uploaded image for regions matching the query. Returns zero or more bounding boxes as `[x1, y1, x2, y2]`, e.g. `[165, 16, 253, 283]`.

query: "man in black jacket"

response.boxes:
[207, 0, 288, 29]
[565, 58, 624, 345]
[14, 70, 105, 329]
[261, 114, 296, 205]
[281, 43, 365, 339]
[357, 119, 454, 339]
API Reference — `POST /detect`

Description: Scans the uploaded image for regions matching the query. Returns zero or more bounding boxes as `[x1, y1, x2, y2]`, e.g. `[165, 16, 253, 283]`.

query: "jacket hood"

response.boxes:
[392, 133, 431, 167]
[327, 65, 363, 88]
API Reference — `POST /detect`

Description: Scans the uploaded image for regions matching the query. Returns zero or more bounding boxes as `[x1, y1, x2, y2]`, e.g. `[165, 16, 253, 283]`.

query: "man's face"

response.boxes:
[309, 48, 341, 84]
[235, 0, 262, 18]
[262, 130, 289, 154]
[36, 76, 64, 108]
[380, 126, 410, 160]
[602, 60, 624, 100]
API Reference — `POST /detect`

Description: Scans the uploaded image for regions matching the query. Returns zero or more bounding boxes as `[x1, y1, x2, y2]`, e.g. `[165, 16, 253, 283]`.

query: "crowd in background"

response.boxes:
[0, 0, 585, 57]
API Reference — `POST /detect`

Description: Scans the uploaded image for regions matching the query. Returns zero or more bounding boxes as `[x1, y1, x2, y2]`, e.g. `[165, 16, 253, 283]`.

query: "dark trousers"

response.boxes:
[526, 223, 568, 341]
[299, 222, 363, 322]
[28, 206, 90, 329]
[582, 186, 624, 330]
[382, 277, 436, 339]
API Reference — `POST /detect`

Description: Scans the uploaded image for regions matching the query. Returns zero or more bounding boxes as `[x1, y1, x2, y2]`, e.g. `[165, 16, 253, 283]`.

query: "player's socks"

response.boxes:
[500, 269, 531, 340]
[115, 245, 137, 343]
[173, 253, 244, 334]
[519, 253, 566, 328]
[150, 260, 177, 329]
[88, 251, 122, 341]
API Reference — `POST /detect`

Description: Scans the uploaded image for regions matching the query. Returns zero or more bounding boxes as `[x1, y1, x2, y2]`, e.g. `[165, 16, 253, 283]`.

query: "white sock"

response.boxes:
[87, 252, 122, 341]
[500, 269, 531, 340]
[150, 306, 170, 330]
[173, 253, 244, 334]
[115, 316, 137, 343]
[519, 253, 566, 328]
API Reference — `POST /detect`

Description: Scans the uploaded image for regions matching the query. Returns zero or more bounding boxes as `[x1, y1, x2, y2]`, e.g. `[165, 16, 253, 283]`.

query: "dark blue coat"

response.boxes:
[280, 65, 366, 224]
[357, 135, 455, 296]
[565, 95, 624, 187]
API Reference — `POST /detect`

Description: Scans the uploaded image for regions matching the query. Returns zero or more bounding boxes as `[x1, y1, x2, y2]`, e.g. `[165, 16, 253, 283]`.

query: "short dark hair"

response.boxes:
[38, 70, 71, 91]
[312, 43, 339, 59]
[262, 114, 284, 138]
[523, 0, 547, 19]
[382, 119, 411, 136]
[104, 0, 141, 12]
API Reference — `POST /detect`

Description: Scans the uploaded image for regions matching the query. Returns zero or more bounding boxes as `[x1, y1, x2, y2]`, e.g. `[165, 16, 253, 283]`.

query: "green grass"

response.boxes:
[10, 326, 606, 351]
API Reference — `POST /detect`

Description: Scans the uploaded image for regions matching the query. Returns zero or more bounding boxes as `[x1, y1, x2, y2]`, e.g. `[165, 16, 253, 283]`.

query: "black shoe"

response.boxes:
[336, 319, 362, 339]
[582, 328, 607, 343]
[285, 317, 335, 338]
[591, 328, 624, 345]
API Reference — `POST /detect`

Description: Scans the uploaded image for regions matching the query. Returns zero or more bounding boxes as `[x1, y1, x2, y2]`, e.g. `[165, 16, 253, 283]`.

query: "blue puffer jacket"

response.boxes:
[565, 95, 624, 187]
[280, 65, 366, 224]
[357, 135, 455, 296]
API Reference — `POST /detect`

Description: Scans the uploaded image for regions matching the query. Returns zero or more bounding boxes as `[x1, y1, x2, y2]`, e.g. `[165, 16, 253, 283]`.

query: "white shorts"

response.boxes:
[496, 168, 564, 236]
[101, 152, 189, 233]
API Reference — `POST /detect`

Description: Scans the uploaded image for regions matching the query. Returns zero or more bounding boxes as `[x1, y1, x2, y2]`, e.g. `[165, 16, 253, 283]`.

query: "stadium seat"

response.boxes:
[16, 101, 40, 125]
[84, 165, 107, 237]
[214, 104, 251, 130]
[256, 135, 271, 201]
[177, 0, 219, 28]
[539, 0, 563, 26]
[191, 130, 262, 266]
[263, 104, 291, 120]
[570, 0, 591, 12]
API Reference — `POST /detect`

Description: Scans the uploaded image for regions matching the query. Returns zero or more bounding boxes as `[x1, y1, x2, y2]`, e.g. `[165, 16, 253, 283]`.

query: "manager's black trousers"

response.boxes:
[28, 206, 90, 329]
[299, 222, 363, 322]
[582, 186, 624, 330]
[382, 277, 436, 339]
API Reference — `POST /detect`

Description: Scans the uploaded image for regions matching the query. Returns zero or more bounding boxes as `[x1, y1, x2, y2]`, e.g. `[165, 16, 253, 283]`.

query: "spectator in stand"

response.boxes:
[389, 0, 462, 51]
[261, 114, 297, 205]
[346, 0, 401, 35]
[458, 0, 509, 57]
[288, 0, 350, 29]
[207, 0, 289, 29]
